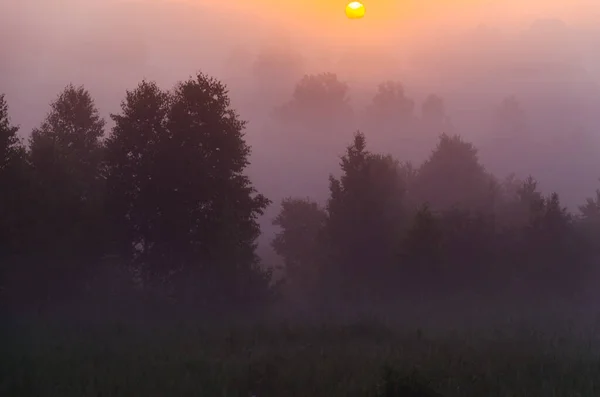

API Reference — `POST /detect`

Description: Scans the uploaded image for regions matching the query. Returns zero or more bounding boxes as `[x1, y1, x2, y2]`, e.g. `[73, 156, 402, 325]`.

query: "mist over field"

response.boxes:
[4, 1, 600, 395]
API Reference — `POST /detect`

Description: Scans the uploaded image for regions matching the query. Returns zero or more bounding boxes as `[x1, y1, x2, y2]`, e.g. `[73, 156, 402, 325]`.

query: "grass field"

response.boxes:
[2, 304, 600, 397]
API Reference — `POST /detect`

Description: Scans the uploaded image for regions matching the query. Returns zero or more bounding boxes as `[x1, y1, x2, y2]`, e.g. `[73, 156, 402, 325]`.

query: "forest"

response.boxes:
[2, 70, 600, 396]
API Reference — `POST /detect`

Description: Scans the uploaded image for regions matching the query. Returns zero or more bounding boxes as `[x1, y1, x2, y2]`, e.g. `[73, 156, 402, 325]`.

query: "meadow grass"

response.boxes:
[2, 308, 600, 397]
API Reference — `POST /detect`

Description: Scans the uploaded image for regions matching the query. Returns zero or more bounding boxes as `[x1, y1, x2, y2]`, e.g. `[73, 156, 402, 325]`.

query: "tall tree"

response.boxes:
[0, 94, 29, 257]
[413, 134, 495, 212]
[105, 74, 271, 304]
[104, 80, 171, 268]
[272, 197, 327, 300]
[29, 85, 106, 260]
[0, 94, 24, 174]
[325, 132, 406, 301]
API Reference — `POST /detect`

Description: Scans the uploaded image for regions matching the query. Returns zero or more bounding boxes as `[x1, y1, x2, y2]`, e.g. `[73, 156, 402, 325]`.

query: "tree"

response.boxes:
[494, 175, 544, 230]
[482, 96, 530, 176]
[325, 132, 406, 301]
[413, 134, 495, 212]
[0, 94, 30, 258]
[494, 96, 527, 136]
[28, 85, 106, 260]
[364, 81, 418, 155]
[0, 94, 24, 175]
[272, 197, 327, 300]
[366, 81, 415, 127]
[527, 192, 586, 298]
[105, 74, 272, 305]
[275, 72, 352, 130]
[577, 183, 600, 283]
[420, 94, 452, 134]
[104, 80, 171, 266]
[578, 181, 600, 222]
[400, 204, 443, 290]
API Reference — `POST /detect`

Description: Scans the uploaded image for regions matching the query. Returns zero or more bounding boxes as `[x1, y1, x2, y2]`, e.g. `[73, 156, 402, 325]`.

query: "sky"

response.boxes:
[2, 0, 600, 211]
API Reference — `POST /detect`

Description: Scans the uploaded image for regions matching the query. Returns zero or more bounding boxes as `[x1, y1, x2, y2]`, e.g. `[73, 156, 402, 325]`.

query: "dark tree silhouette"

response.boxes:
[0, 94, 24, 174]
[272, 197, 327, 300]
[16, 85, 107, 302]
[325, 132, 406, 301]
[105, 74, 272, 304]
[578, 182, 600, 222]
[29, 85, 106, 260]
[400, 203, 443, 292]
[2, 69, 598, 320]
[413, 134, 496, 212]
[0, 94, 30, 258]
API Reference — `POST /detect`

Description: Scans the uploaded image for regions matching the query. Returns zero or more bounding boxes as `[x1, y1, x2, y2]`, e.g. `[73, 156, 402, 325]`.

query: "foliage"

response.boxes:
[366, 81, 415, 127]
[3, 69, 600, 396]
[272, 197, 327, 299]
[413, 134, 496, 212]
[104, 74, 271, 304]
[28, 84, 106, 259]
[275, 72, 353, 129]
[0, 94, 29, 258]
[273, 131, 595, 305]
[2, 69, 600, 319]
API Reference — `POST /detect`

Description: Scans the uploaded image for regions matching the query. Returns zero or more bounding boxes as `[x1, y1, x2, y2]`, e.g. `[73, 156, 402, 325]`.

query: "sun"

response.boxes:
[345, 1, 365, 19]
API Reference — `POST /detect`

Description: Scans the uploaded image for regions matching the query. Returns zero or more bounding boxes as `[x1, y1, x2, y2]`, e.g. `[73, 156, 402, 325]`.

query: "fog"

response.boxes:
[6, 3, 600, 394]
[3, 0, 600, 239]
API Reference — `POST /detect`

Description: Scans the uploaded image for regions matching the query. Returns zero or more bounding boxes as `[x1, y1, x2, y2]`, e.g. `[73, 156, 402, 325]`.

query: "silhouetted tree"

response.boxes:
[413, 134, 496, 212]
[577, 183, 600, 282]
[495, 175, 543, 230]
[400, 204, 443, 293]
[272, 197, 327, 300]
[579, 183, 600, 222]
[105, 74, 272, 305]
[29, 85, 106, 260]
[526, 192, 586, 298]
[0, 94, 30, 258]
[325, 132, 406, 301]
[0, 94, 24, 173]
[104, 80, 170, 266]
[276, 72, 352, 130]
[22, 85, 106, 300]
[366, 81, 415, 127]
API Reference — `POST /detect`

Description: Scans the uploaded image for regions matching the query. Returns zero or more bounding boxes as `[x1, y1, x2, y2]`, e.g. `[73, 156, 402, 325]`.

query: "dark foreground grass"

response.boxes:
[2, 314, 600, 397]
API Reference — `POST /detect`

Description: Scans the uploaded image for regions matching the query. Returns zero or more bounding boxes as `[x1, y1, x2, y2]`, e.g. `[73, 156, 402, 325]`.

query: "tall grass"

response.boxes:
[2, 308, 600, 397]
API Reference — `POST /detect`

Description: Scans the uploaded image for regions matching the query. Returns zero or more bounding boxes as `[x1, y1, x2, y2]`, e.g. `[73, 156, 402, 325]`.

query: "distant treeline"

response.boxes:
[1, 71, 600, 313]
